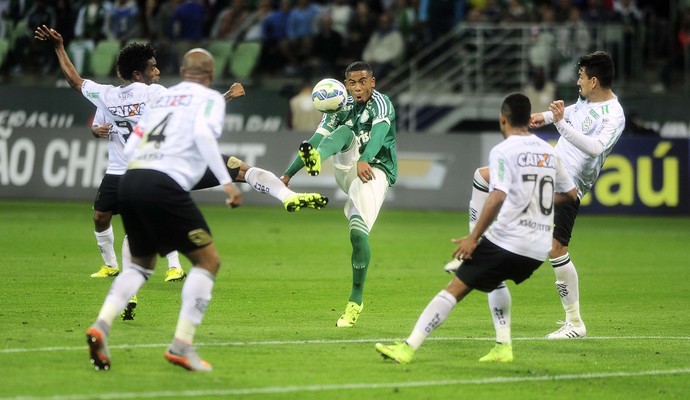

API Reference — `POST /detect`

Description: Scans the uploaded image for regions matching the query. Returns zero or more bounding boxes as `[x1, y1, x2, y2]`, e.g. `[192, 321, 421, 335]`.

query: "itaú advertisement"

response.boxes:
[538, 134, 689, 215]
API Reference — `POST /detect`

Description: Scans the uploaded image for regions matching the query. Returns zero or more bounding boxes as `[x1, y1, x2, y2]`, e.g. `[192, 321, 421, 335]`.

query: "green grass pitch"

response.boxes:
[1, 200, 689, 400]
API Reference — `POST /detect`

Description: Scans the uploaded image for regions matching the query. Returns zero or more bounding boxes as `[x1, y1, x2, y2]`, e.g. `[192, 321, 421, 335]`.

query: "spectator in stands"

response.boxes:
[10, 0, 56, 75]
[556, 6, 591, 62]
[3, 0, 30, 25]
[54, 0, 76, 47]
[418, 0, 466, 44]
[611, 0, 643, 79]
[242, 0, 272, 43]
[329, 0, 352, 41]
[502, 0, 529, 23]
[209, 0, 252, 44]
[310, 11, 345, 78]
[553, 0, 576, 23]
[70, 0, 113, 75]
[259, 0, 294, 75]
[147, 0, 179, 74]
[653, 7, 690, 93]
[110, 0, 140, 42]
[392, 0, 419, 59]
[170, 0, 207, 68]
[582, 0, 612, 24]
[362, 10, 404, 81]
[524, 66, 556, 115]
[344, 1, 377, 64]
[286, 0, 320, 75]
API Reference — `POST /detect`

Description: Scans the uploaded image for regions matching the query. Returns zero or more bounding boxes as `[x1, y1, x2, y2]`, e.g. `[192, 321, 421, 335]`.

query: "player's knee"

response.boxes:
[349, 229, 368, 247]
[93, 211, 111, 229]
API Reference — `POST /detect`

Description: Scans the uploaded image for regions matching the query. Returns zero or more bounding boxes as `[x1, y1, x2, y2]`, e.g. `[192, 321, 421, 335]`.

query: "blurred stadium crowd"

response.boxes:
[0, 0, 687, 92]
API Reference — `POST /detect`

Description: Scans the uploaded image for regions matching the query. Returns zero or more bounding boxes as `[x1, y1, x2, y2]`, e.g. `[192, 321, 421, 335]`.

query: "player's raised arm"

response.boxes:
[223, 83, 245, 102]
[34, 25, 84, 92]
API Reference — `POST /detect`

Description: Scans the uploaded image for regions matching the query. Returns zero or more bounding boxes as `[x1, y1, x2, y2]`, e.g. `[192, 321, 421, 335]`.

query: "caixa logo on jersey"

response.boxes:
[517, 152, 556, 169]
[108, 103, 145, 118]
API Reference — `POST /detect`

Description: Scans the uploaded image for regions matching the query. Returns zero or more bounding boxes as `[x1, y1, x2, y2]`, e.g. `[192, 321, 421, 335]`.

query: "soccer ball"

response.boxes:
[311, 78, 347, 113]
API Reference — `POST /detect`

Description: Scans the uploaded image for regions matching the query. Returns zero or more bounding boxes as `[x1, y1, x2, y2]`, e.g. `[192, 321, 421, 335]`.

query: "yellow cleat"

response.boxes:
[283, 193, 329, 212]
[375, 341, 415, 364]
[336, 301, 363, 328]
[479, 343, 513, 362]
[121, 295, 137, 321]
[165, 267, 187, 282]
[298, 142, 321, 176]
[90, 265, 120, 278]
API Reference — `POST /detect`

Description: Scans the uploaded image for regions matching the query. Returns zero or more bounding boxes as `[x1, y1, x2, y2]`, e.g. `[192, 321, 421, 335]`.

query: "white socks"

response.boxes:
[95, 226, 118, 268]
[469, 168, 489, 233]
[166, 251, 182, 270]
[97, 263, 152, 326]
[245, 167, 293, 203]
[175, 267, 216, 343]
[406, 290, 457, 349]
[550, 253, 583, 326]
[487, 282, 512, 344]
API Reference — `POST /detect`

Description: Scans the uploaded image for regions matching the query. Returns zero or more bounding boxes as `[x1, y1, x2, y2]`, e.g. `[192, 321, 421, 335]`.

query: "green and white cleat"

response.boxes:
[336, 301, 363, 328]
[298, 141, 321, 176]
[283, 193, 329, 212]
[375, 341, 415, 364]
[478, 343, 513, 362]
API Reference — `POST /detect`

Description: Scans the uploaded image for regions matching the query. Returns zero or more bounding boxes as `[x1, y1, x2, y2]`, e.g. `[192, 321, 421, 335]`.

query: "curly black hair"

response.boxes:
[116, 42, 156, 81]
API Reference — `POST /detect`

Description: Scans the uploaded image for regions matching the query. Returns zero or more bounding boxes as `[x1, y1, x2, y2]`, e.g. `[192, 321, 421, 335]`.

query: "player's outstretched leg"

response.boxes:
[299, 141, 321, 176]
[375, 341, 415, 364]
[86, 320, 111, 371]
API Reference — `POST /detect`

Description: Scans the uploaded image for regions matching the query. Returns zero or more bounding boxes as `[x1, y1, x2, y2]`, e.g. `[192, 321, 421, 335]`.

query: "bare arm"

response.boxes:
[35, 25, 84, 92]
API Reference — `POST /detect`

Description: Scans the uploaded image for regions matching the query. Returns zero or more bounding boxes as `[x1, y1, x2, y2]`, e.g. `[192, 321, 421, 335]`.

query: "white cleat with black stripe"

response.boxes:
[546, 322, 587, 339]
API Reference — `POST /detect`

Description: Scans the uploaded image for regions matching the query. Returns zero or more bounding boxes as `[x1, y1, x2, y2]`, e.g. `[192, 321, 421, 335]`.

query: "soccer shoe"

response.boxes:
[86, 325, 111, 371]
[443, 258, 462, 274]
[375, 341, 415, 364]
[165, 267, 187, 282]
[479, 343, 513, 362]
[90, 265, 120, 278]
[298, 141, 321, 176]
[121, 295, 137, 321]
[336, 301, 363, 328]
[546, 322, 587, 339]
[164, 342, 212, 372]
[283, 193, 329, 212]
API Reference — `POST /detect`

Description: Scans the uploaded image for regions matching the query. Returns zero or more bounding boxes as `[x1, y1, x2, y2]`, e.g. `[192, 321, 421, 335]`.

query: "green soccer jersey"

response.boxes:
[317, 90, 398, 186]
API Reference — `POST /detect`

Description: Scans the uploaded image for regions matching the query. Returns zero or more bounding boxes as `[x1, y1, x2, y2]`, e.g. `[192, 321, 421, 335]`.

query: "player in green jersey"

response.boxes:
[281, 61, 398, 328]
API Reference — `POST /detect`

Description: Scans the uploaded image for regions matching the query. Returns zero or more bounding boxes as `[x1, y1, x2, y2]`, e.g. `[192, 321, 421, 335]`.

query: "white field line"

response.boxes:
[1, 335, 689, 354]
[1, 368, 690, 400]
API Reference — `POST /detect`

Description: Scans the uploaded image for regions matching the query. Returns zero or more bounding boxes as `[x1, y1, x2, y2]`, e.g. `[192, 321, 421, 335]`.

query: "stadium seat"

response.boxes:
[89, 39, 121, 78]
[8, 19, 27, 51]
[228, 42, 261, 80]
[208, 40, 233, 78]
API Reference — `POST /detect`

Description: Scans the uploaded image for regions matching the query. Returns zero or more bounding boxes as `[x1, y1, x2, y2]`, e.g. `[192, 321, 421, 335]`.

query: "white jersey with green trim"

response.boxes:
[545, 95, 625, 199]
[82, 80, 168, 175]
[126, 81, 229, 191]
[485, 134, 575, 261]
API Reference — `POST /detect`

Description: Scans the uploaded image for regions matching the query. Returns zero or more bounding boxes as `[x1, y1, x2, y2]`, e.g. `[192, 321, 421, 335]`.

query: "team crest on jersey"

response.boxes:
[582, 117, 592, 132]
[360, 110, 370, 123]
[108, 103, 145, 117]
[517, 152, 556, 169]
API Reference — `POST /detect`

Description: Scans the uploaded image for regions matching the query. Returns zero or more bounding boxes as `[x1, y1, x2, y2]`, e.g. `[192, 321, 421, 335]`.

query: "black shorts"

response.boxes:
[455, 238, 544, 292]
[118, 169, 213, 257]
[93, 174, 122, 214]
[553, 198, 580, 247]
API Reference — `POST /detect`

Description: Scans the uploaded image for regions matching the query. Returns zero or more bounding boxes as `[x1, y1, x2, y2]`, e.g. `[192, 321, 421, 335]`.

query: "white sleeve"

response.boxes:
[193, 93, 231, 184]
[93, 108, 106, 126]
[554, 119, 605, 157]
[488, 147, 510, 195]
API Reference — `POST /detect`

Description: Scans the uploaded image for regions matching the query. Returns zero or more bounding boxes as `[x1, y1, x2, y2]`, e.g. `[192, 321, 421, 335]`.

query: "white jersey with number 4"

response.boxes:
[485, 134, 575, 261]
[126, 81, 231, 191]
[544, 95, 625, 199]
[82, 80, 168, 175]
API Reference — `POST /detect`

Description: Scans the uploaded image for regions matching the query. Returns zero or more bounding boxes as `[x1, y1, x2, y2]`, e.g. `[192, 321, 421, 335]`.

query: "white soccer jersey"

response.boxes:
[82, 80, 168, 175]
[126, 81, 231, 191]
[485, 134, 575, 261]
[543, 95, 625, 199]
